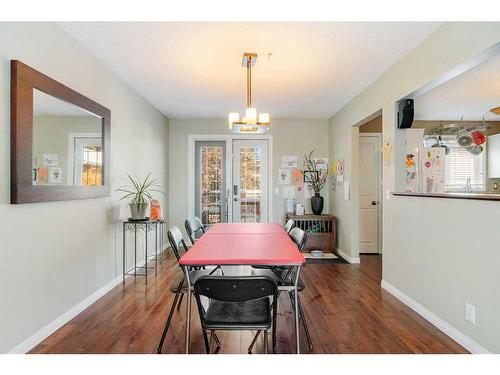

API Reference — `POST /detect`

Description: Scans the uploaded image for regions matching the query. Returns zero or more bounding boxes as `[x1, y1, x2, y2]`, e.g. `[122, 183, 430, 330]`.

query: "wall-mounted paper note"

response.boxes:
[49, 167, 63, 184]
[43, 153, 58, 166]
[278, 168, 291, 184]
[313, 157, 328, 170]
[281, 155, 298, 168]
[343, 181, 350, 200]
[282, 186, 295, 199]
[304, 182, 314, 199]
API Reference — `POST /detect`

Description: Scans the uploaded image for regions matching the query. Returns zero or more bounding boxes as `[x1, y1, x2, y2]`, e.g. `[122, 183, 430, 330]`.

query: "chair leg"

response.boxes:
[295, 294, 314, 352]
[264, 330, 268, 354]
[247, 330, 261, 354]
[176, 292, 184, 310]
[156, 288, 182, 354]
[209, 330, 215, 354]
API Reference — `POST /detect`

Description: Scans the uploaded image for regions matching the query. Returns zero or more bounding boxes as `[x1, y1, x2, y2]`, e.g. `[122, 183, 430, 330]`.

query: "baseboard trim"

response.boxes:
[8, 244, 170, 354]
[380, 279, 490, 354]
[8, 275, 122, 354]
[336, 248, 360, 264]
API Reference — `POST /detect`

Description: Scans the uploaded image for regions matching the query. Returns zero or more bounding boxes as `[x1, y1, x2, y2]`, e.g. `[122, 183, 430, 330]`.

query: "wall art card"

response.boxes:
[281, 155, 298, 168]
[36, 167, 48, 184]
[49, 167, 63, 184]
[404, 152, 417, 192]
[313, 157, 328, 170]
[282, 186, 295, 199]
[304, 182, 314, 199]
[278, 168, 291, 184]
[43, 153, 58, 166]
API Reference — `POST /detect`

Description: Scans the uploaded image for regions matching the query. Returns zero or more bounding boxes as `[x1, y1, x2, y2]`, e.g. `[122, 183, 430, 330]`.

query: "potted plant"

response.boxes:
[301, 150, 328, 215]
[117, 173, 164, 220]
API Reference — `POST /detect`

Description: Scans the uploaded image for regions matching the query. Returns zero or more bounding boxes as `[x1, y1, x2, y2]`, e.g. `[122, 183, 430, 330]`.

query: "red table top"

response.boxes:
[179, 223, 305, 266]
[207, 222, 285, 234]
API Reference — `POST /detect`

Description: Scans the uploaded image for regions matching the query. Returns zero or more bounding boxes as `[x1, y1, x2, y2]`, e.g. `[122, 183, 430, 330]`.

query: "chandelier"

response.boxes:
[228, 53, 270, 133]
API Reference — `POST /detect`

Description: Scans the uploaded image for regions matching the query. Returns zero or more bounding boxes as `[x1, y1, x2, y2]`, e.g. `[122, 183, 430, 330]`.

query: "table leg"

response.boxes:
[145, 225, 148, 284]
[294, 265, 301, 354]
[122, 223, 126, 284]
[134, 226, 137, 277]
[184, 265, 192, 354]
[155, 224, 158, 276]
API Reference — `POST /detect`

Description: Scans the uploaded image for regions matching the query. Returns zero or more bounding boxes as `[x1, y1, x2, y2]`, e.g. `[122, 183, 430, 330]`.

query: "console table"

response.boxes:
[122, 219, 166, 284]
[285, 214, 337, 253]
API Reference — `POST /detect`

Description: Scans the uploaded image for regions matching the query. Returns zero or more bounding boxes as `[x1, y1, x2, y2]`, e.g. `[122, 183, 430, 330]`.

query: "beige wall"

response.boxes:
[0, 23, 169, 352]
[329, 23, 500, 352]
[359, 115, 382, 133]
[169, 119, 329, 233]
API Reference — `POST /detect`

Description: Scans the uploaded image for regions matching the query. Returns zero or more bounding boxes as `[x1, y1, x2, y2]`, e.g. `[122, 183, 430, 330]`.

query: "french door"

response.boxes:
[194, 138, 269, 226]
[232, 139, 269, 223]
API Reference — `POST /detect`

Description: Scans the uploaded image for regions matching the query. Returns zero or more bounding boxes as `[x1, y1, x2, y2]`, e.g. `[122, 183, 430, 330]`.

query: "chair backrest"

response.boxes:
[167, 225, 189, 263]
[284, 219, 295, 234]
[194, 276, 277, 303]
[184, 217, 205, 245]
[289, 227, 307, 251]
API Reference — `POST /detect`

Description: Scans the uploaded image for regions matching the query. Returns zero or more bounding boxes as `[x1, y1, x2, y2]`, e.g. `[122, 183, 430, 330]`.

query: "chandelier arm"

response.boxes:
[247, 58, 252, 108]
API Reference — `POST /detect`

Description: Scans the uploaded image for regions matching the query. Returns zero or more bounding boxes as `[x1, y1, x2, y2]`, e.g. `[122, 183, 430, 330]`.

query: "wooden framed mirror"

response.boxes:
[11, 60, 111, 204]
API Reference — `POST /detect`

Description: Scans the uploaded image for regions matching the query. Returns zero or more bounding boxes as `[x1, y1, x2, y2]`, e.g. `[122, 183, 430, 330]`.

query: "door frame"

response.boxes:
[67, 132, 102, 185]
[358, 132, 383, 254]
[188, 134, 273, 223]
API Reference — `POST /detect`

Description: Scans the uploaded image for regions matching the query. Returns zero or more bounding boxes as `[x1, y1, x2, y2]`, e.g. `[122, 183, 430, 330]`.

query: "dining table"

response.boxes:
[178, 222, 306, 354]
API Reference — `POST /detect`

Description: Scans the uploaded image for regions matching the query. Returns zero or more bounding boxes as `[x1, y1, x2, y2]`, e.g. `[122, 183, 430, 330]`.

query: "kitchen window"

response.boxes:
[442, 137, 485, 192]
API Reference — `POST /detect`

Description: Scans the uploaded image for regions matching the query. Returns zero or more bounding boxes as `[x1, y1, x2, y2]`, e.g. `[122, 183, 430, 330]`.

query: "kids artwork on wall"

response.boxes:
[422, 148, 445, 193]
[278, 168, 291, 184]
[405, 153, 417, 192]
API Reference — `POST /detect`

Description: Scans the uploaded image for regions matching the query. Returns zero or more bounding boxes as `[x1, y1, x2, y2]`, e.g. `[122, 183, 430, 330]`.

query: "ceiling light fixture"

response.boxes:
[228, 53, 270, 134]
[490, 107, 500, 115]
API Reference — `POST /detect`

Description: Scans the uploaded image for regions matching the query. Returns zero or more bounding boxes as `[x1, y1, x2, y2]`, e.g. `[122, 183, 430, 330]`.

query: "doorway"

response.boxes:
[191, 136, 271, 226]
[358, 115, 383, 254]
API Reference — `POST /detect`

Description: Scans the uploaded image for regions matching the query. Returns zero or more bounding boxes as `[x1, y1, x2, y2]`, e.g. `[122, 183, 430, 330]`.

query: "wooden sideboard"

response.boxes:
[285, 214, 337, 253]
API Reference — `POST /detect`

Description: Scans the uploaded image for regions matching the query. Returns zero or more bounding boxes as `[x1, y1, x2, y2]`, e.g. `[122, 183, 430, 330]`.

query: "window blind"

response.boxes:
[441, 137, 485, 191]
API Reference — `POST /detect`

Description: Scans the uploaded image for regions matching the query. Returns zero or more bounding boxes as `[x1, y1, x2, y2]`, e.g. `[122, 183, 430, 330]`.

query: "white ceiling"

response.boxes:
[60, 22, 441, 119]
[415, 51, 500, 121]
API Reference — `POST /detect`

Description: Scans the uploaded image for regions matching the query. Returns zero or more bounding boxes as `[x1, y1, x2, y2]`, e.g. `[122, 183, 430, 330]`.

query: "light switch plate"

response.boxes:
[465, 303, 476, 324]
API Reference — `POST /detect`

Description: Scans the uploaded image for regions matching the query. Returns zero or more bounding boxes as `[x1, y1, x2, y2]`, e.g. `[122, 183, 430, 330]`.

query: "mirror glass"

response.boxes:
[32, 89, 103, 186]
[400, 49, 500, 195]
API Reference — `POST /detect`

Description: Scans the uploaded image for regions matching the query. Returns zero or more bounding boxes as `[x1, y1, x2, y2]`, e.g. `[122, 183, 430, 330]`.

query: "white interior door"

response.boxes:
[232, 139, 269, 223]
[359, 134, 381, 253]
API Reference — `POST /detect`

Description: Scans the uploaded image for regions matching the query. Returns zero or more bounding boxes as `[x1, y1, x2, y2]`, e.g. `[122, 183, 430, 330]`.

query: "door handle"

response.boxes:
[371, 200, 378, 206]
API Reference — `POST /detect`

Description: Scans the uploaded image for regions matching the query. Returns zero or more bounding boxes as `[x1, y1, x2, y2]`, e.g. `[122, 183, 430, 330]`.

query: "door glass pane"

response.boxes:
[239, 146, 262, 222]
[200, 145, 224, 226]
[73, 137, 102, 186]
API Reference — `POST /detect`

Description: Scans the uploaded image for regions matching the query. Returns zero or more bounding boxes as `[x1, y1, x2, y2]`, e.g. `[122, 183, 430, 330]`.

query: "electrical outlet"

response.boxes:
[465, 303, 476, 324]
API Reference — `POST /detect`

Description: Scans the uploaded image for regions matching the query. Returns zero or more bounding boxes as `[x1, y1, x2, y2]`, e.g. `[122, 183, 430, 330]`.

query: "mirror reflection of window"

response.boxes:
[32, 89, 103, 186]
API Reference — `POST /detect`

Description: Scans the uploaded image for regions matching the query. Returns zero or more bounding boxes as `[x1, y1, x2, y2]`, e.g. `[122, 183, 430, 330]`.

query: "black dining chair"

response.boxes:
[249, 227, 313, 352]
[284, 218, 295, 234]
[193, 275, 278, 354]
[184, 217, 205, 245]
[156, 225, 221, 354]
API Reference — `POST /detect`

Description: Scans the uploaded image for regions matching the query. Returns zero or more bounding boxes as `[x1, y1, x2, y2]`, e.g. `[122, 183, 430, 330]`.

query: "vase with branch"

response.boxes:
[299, 150, 328, 215]
[117, 173, 164, 220]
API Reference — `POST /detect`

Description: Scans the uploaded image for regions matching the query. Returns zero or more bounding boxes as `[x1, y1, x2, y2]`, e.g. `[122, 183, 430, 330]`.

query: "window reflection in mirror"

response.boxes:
[32, 89, 103, 186]
[399, 49, 500, 195]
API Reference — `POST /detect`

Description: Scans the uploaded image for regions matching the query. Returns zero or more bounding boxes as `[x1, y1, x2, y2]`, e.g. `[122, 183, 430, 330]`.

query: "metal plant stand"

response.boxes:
[122, 219, 166, 284]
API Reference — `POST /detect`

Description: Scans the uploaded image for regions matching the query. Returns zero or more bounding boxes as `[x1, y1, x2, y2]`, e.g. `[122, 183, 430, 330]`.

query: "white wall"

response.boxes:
[0, 23, 169, 353]
[329, 22, 500, 352]
[169, 119, 329, 232]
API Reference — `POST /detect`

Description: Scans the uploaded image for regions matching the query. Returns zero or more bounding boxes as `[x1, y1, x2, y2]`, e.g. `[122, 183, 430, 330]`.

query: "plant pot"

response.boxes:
[311, 194, 324, 215]
[130, 203, 148, 220]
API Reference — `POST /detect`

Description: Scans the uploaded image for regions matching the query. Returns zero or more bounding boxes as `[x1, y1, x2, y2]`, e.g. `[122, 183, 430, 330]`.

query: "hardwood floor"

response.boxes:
[30, 253, 467, 354]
